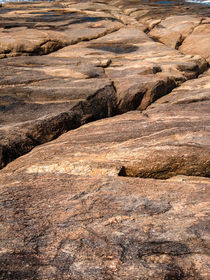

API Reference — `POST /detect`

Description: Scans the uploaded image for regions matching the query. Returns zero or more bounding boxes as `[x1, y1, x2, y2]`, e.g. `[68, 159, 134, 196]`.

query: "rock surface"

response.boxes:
[1, 60, 210, 280]
[0, 173, 209, 280]
[0, 1, 210, 279]
[3, 83, 210, 179]
[0, 0, 209, 168]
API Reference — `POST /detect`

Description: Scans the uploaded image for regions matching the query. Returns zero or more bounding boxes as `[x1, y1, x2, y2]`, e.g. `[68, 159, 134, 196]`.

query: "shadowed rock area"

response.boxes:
[0, 0, 210, 279]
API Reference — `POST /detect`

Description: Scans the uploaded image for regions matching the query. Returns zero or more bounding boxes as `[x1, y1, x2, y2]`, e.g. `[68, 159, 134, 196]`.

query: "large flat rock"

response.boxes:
[51, 26, 207, 111]
[108, 0, 210, 62]
[3, 88, 210, 179]
[0, 54, 118, 169]
[150, 69, 210, 106]
[0, 1, 122, 58]
[0, 1, 208, 169]
[1, 74, 210, 279]
[0, 172, 209, 280]
[0, 1, 210, 279]
[179, 23, 210, 63]
[148, 15, 202, 49]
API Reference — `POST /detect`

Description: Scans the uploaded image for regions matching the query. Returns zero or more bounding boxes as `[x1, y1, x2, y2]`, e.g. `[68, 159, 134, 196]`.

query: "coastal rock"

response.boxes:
[3, 85, 210, 179]
[110, 0, 210, 61]
[0, 55, 117, 169]
[1, 73, 210, 278]
[0, 172, 209, 280]
[148, 15, 201, 49]
[0, 2, 122, 57]
[52, 26, 207, 111]
[149, 69, 210, 105]
[149, 17, 210, 62]
[179, 23, 210, 63]
[0, 1, 210, 279]
[0, 6, 208, 168]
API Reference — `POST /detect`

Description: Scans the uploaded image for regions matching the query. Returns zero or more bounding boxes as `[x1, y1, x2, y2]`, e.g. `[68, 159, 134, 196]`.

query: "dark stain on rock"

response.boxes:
[138, 241, 191, 259]
[70, 16, 121, 24]
[53, 250, 74, 273]
[118, 239, 191, 263]
[164, 264, 185, 280]
[141, 199, 172, 215]
[0, 251, 41, 280]
[88, 43, 139, 54]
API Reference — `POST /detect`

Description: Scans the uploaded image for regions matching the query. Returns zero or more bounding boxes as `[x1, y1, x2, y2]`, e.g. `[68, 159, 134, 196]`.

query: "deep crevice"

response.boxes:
[0, 83, 118, 169]
[1, 6, 209, 170]
[118, 165, 210, 180]
[1, 62, 209, 170]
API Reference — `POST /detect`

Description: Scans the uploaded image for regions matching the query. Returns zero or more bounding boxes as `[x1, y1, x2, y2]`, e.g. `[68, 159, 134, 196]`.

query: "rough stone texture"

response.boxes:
[1, 73, 210, 279]
[0, 2, 122, 58]
[179, 23, 210, 63]
[150, 69, 210, 106]
[0, 173, 209, 280]
[0, 1, 210, 279]
[148, 15, 201, 49]
[109, 0, 210, 62]
[0, 54, 118, 169]
[51, 26, 207, 111]
[0, 0, 209, 168]
[3, 70, 210, 179]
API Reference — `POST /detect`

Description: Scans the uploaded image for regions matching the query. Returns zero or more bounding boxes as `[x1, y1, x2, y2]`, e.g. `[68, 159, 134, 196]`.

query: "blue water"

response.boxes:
[0, 0, 210, 4]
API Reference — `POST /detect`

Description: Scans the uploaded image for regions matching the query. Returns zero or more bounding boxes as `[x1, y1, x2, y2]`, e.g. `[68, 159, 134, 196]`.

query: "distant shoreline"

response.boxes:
[0, 0, 210, 5]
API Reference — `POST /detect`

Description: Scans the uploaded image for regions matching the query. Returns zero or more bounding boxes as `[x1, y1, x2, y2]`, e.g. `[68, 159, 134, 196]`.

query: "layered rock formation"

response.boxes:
[0, 0, 210, 279]
[0, 0, 210, 168]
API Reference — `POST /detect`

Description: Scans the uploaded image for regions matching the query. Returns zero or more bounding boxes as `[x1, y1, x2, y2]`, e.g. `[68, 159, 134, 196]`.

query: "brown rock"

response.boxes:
[148, 15, 201, 49]
[179, 23, 210, 63]
[4, 99, 210, 179]
[149, 69, 210, 106]
[0, 1, 210, 279]
[0, 55, 117, 169]
[51, 26, 207, 111]
[0, 22, 207, 168]
[110, 0, 210, 61]
[1, 91, 210, 278]
[0, 2, 122, 58]
[0, 172, 209, 279]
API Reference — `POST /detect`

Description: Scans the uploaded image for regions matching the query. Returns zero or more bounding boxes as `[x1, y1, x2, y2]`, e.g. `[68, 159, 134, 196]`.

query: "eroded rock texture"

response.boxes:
[3, 73, 210, 179]
[0, 173, 209, 280]
[0, 0, 210, 279]
[0, 0, 209, 168]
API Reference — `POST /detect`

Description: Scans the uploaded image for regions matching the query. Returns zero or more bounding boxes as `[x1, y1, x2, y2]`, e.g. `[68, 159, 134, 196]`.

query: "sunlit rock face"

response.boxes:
[0, 0, 209, 168]
[0, 1, 210, 279]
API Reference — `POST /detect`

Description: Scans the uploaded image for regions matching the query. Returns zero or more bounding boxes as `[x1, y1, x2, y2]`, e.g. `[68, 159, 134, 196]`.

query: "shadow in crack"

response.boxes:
[88, 43, 139, 54]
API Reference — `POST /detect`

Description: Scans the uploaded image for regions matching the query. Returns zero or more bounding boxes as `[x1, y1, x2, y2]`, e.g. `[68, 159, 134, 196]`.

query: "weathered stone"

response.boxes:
[0, 11, 208, 168]
[150, 69, 210, 106]
[179, 23, 210, 63]
[0, 2, 210, 279]
[51, 26, 207, 112]
[0, 2, 122, 58]
[0, 55, 117, 169]
[0, 172, 209, 279]
[109, 0, 210, 61]
[148, 15, 201, 49]
[3, 98, 210, 179]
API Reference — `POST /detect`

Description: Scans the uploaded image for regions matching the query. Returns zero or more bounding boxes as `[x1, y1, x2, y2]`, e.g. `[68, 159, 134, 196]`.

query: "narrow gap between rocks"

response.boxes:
[1, 5, 209, 170]
[118, 165, 210, 180]
[1, 64, 209, 170]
